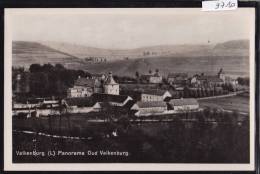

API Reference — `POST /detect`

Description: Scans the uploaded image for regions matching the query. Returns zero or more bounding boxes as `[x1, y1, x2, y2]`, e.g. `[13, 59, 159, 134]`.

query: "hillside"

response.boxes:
[12, 41, 86, 69]
[41, 41, 214, 60]
[81, 56, 249, 77]
[41, 40, 249, 60]
[12, 40, 250, 77]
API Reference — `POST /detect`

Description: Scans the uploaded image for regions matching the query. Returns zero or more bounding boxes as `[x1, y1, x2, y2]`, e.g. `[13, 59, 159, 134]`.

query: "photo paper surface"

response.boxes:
[4, 8, 256, 171]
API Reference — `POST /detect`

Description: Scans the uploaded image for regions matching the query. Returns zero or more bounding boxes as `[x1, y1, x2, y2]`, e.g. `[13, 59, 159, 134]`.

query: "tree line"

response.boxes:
[13, 64, 91, 99]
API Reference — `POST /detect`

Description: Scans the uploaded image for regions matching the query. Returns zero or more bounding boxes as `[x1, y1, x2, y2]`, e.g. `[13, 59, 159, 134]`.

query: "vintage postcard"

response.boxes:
[4, 8, 256, 171]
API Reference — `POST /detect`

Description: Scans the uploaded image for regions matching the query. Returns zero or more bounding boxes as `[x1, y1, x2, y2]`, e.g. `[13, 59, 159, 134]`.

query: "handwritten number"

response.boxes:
[215, 1, 236, 9]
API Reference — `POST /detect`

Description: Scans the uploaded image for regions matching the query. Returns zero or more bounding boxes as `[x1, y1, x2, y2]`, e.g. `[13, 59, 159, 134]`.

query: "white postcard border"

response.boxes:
[4, 8, 256, 171]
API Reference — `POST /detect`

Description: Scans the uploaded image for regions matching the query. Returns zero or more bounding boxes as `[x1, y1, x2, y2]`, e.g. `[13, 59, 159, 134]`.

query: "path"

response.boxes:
[197, 90, 247, 100]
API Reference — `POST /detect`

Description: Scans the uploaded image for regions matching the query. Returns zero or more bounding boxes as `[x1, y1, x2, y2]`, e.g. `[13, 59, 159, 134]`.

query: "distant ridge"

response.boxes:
[12, 40, 249, 76]
[13, 41, 85, 69]
[214, 40, 249, 49]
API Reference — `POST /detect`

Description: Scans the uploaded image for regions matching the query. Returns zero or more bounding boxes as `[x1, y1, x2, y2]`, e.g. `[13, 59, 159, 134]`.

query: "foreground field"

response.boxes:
[13, 120, 249, 163]
[198, 94, 249, 114]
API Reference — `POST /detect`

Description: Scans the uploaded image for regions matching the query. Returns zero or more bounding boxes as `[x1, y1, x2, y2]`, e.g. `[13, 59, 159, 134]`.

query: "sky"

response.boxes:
[7, 8, 255, 49]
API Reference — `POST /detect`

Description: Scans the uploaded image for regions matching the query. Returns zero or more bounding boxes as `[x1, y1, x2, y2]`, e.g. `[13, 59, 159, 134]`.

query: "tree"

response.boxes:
[149, 69, 152, 74]
[29, 64, 42, 73]
[42, 63, 54, 72]
[55, 64, 65, 70]
[135, 71, 139, 79]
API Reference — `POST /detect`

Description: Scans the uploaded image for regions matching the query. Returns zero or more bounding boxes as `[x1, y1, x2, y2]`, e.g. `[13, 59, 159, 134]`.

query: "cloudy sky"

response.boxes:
[6, 8, 255, 49]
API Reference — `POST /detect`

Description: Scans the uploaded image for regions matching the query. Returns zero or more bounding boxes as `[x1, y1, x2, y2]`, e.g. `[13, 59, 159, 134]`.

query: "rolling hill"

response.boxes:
[12, 41, 86, 69]
[41, 40, 249, 60]
[12, 40, 250, 77]
[80, 56, 249, 77]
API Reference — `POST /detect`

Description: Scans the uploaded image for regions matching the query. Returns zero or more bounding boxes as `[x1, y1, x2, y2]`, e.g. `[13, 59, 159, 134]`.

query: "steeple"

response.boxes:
[104, 72, 118, 85]
[218, 68, 225, 82]
[103, 72, 119, 95]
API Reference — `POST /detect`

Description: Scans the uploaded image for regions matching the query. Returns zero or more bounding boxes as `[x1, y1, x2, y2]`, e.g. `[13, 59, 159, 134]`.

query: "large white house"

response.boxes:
[63, 97, 102, 114]
[67, 72, 120, 98]
[141, 89, 172, 102]
[140, 71, 162, 84]
[131, 101, 167, 116]
[168, 98, 199, 111]
[67, 77, 103, 98]
[91, 93, 133, 107]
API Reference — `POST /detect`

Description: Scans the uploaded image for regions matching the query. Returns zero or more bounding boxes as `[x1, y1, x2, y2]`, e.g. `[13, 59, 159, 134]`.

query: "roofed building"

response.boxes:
[191, 75, 224, 88]
[131, 101, 167, 116]
[104, 72, 119, 95]
[91, 73, 106, 81]
[63, 97, 102, 113]
[141, 89, 171, 102]
[167, 73, 188, 85]
[168, 98, 199, 111]
[140, 71, 162, 84]
[67, 77, 103, 98]
[91, 93, 133, 107]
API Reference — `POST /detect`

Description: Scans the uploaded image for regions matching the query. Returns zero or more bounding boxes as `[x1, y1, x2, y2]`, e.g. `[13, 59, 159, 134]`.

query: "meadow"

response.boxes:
[198, 94, 249, 114]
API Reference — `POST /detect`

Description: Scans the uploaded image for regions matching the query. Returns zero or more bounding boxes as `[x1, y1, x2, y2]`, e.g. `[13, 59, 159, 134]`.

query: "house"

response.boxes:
[168, 98, 199, 111]
[91, 93, 133, 107]
[13, 99, 60, 117]
[167, 73, 188, 85]
[63, 97, 101, 114]
[91, 73, 106, 81]
[225, 76, 238, 86]
[141, 89, 171, 102]
[191, 75, 224, 87]
[85, 57, 107, 63]
[140, 71, 162, 84]
[103, 72, 119, 95]
[13, 72, 30, 94]
[131, 101, 167, 116]
[67, 77, 103, 98]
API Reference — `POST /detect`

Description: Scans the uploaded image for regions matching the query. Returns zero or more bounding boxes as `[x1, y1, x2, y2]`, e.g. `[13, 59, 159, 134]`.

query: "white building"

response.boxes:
[168, 98, 199, 111]
[91, 73, 106, 81]
[140, 71, 162, 84]
[103, 72, 119, 95]
[63, 97, 102, 114]
[67, 77, 103, 98]
[141, 89, 172, 102]
[91, 93, 133, 107]
[131, 101, 167, 116]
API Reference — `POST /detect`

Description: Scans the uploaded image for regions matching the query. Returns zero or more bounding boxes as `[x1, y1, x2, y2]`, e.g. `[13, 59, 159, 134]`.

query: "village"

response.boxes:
[12, 67, 242, 118]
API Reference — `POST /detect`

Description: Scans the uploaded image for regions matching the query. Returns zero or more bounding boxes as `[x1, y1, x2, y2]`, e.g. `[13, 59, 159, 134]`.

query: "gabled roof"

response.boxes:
[104, 73, 118, 85]
[197, 75, 223, 82]
[64, 97, 97, 107]
[168, 73, 188, 78]
[153, 72, 161, 77]
[169, 98, 198, 106]
[140, 74, 152, 79]
[140, 72, 161, 79]
[142, 89, 168, 96]
[135, 101, 167, 108]
[75, 78, 99, 87]
[92, 93, 131, 103]
[91, 74, 105, 78]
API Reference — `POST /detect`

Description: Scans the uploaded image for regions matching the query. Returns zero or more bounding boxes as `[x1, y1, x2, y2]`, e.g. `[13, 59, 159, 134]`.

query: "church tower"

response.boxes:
[103, 72, 119, 95]
[218, 68, 225, 83]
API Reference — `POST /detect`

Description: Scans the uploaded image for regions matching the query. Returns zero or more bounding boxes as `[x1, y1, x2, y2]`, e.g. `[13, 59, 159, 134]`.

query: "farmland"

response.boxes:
[198, 93, 249, 114]
[13, 119, 249, 163]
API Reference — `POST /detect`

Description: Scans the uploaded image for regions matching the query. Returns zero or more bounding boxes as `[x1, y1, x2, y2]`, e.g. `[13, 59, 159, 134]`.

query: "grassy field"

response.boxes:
[198, 94, 249, 114]
[13, 120, 249, 163]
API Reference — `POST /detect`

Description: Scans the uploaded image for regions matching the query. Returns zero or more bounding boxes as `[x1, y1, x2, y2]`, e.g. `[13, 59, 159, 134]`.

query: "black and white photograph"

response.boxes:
[4, 8, 256, 171]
